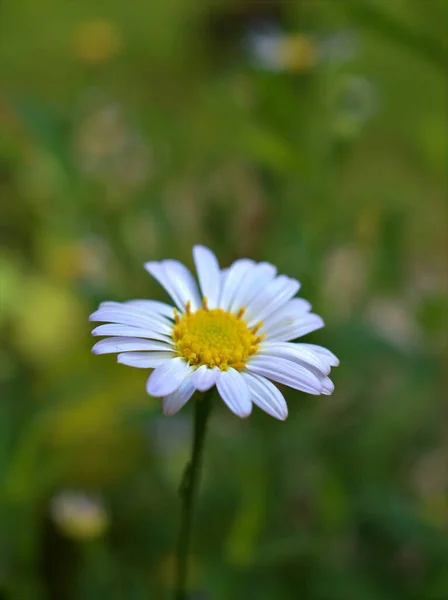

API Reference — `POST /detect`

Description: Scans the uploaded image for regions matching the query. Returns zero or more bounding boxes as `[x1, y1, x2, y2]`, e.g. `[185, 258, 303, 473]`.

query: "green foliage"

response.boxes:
[1, 1, 446, 599]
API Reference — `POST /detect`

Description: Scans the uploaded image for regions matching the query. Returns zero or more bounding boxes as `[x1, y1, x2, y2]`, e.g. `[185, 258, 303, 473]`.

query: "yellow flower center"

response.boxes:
[172, 299, 263, 370]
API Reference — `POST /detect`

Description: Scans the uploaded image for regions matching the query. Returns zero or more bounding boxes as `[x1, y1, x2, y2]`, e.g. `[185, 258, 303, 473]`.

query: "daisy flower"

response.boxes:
[90, 246, 338, 419]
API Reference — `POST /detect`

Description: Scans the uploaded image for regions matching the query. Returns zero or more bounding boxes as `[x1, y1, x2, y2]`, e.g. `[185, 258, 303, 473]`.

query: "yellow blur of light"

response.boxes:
[49, 381, 144, 447]
[71, 19, 123, 64]
[12, 276, 86, 365]
[47, 376, 155, 485]
[38, 240, 85, 281]
[277, 34, 317, 72]
[47, 242, 88, 280]
[50, 394, 120, 446]
[37, 234, 107, 282]
[4, 379, 151, 503]
[51, 491, 109, 540]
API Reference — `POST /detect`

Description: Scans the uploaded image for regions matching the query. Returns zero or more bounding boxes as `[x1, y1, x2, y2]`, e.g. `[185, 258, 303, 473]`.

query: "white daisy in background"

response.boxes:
[246, 24, 359, 74]
[90, 246, 338, 420]
[51, 491, 108, 540]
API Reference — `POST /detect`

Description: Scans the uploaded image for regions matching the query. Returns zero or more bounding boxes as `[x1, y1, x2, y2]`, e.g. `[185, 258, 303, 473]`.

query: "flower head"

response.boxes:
[90, 246, 338, 419]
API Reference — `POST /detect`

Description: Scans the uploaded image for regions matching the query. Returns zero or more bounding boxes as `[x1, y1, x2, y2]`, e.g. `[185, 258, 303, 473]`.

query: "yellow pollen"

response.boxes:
[173, 305, 261, 371]
[236, 306, 246, 319]
[251, 321, 263, 334]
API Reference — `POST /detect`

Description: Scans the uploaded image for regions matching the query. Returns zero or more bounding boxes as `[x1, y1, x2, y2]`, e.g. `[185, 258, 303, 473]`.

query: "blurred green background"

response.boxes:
[1, 1, 447, 599]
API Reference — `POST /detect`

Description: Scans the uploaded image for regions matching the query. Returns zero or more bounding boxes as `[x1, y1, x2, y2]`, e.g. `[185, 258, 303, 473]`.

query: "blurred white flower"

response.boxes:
[51, 491, 108, 540]
[246, 25, 360, 72]
[366, 298, 419, 348]
[322, 246, 367, 318]
[246, 25, 316, 72]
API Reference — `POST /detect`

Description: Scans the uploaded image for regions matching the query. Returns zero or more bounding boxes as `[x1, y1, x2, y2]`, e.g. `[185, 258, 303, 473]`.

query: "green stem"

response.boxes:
[174, 389, 214, 600]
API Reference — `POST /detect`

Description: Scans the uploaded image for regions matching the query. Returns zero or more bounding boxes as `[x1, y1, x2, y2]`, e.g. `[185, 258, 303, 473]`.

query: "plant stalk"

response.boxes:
[174, 389, 213, 600]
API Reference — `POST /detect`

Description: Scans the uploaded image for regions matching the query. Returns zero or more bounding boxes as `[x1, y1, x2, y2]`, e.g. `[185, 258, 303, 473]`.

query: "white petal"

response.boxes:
[98, 301, 131, 310]
[101, 300, 174, 319]
[258, 342, 331, 376]
[256, 344, 336, 395]
[91, 324, 172, 343]
[146, 357, 192, 397]
[298, 344, 340, 367]
[162, 260, 202, 310]
[264, 314, 325, 342]
[246, 275, 300, 325]
[144, 262, 181, 309]
[241, 372, 288, 420]
[92, 337, 172, 354]
[126, 300, 174, 318]
[219, 259, 255, 311]
[190, 365, 220, 392]
[163, 377, 196, 416]
[247, 355, 322, 395]
[261, 298, 312, 334]
[229, 262, 277, 313]
[216, 368, 252, 418]
[321, 378, 335, 395]
[117, 351, 174, 368]
[89, 307, 172, 334]
[193, 245, 221, 308]
[144, 261, 201, 311]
